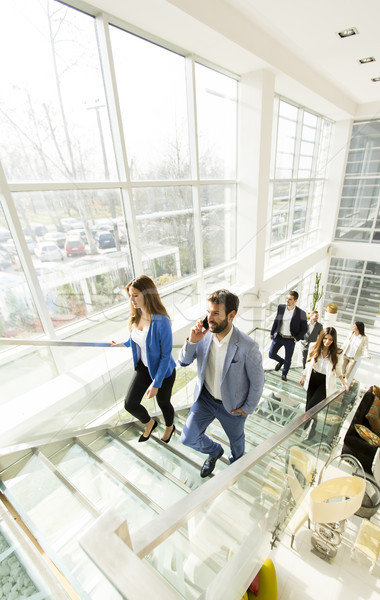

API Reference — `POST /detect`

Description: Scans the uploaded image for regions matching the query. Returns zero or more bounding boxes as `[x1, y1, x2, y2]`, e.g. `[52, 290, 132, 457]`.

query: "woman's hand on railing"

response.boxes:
[299, 375, 305, 387]
[110, 340, 124, 347]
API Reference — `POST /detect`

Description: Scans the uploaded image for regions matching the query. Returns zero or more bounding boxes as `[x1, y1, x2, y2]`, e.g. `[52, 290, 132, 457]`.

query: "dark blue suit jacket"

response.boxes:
[270, 304, 308, 341]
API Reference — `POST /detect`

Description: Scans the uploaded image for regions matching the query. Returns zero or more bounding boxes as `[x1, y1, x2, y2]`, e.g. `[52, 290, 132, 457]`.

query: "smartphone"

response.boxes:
[202, 316, 209, 330]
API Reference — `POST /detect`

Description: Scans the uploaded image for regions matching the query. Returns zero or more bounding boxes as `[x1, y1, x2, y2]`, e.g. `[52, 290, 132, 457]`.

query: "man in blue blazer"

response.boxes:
[269, 290, 308, 381]
[178, 289, 264, 477]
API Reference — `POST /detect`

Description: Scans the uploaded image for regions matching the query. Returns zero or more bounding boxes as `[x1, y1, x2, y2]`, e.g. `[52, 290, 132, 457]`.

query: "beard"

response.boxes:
[209, 317, 229, 334]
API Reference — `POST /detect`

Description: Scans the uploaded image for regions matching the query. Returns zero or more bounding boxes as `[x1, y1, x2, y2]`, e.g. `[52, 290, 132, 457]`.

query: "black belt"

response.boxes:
[203, 385, 223, 404]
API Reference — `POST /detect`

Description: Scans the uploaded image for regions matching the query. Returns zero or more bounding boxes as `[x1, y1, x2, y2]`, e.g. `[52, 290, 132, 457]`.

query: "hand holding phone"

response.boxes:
[202, 316, 209, 330]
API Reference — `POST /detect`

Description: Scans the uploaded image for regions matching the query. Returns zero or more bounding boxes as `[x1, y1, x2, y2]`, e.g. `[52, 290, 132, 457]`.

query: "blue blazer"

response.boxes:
[271, 305, 308, 341]
[124, 314, 176, 388]
[178, 326, 264, 415]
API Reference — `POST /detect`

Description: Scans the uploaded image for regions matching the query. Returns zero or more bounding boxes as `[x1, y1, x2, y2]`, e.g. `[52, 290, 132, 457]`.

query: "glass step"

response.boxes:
[0, 453, 122, 600]
[91, 434, 188, 509]
[119, 423, 202, 490]
[49, 441, 157, 533]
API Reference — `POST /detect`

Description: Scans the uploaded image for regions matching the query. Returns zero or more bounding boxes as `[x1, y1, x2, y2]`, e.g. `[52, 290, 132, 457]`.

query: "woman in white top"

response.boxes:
[111, 275, 176, 444]
[341, 321, 370, 379]
[299, 327, 348, 440]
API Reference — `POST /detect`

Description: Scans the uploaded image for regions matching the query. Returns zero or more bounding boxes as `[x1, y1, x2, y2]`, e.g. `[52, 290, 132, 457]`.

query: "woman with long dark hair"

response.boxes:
[341, 321, 371, 380]
[299, 327, 348, 440]
[111, 275, 176, 443]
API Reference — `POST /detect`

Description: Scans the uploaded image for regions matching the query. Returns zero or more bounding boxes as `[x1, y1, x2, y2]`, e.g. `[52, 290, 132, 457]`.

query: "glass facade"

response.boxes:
[266, 97, 333, 267]
[335, 120, 380, 243]
[0, 0, 238, 343]
[325, 257, 380, 327]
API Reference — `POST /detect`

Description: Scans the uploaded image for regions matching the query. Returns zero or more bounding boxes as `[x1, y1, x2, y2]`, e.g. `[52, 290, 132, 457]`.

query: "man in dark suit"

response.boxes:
[269, 290, 308, 381]
[299, 310, 323, 368]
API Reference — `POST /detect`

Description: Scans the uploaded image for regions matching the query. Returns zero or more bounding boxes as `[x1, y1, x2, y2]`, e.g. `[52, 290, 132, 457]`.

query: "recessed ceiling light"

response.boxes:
[371, 77, 380, 82]
[337, 27, 359, 38]
[359, 56, 376, 64]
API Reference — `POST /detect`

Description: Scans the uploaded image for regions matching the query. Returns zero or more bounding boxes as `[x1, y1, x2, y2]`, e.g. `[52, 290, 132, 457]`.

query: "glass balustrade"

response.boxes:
[0, 453, 122, 599]
[0, 505, 70, 600]
[139, 397, 344, 600]
[0, 340, 195, 450]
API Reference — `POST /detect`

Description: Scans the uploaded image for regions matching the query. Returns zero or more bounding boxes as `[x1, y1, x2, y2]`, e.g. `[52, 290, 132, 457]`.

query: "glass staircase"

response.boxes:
[0, 367, 359, 600]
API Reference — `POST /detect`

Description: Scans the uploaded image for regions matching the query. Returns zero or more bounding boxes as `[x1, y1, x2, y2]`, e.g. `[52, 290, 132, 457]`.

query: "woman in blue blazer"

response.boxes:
[111, 275, 176, 443]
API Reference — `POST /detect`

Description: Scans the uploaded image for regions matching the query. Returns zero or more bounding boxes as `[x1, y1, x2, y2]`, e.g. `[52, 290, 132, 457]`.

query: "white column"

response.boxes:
[237, 70, 274, 289]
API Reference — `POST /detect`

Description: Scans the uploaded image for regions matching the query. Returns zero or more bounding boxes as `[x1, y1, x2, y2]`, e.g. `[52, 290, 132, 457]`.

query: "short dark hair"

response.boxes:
[288, 290, 299, 300]
[208, 289, 239, 315]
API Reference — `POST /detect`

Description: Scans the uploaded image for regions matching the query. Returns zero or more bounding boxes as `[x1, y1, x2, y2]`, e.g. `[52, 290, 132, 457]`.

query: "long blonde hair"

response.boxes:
[126, 275, 169, 329]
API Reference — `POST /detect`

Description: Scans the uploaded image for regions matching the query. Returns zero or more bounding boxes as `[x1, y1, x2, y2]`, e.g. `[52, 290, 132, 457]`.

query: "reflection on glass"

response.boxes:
[110, 26, 191, 181]
[195, 63, 238, 180]
[267, 98, 332, 268]
[335, 120, 380, 243]
[10, 190, 133, 328]
[0, 207, 43, 339]
[133, 186, 196, 284]
[0, 0, 117, 183]
[200, 185, 236, 268]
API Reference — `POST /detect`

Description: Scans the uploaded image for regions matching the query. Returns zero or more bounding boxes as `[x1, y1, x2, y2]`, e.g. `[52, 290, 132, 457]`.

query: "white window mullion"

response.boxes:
[95, 13, 142, 275]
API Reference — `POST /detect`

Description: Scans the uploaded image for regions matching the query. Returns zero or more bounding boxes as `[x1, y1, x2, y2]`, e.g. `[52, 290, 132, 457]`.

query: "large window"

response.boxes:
[325, 258, 380, 328]
[335, 120, 380, 243]
[266, 98, 333, 268]
[0, 0, 238, 344]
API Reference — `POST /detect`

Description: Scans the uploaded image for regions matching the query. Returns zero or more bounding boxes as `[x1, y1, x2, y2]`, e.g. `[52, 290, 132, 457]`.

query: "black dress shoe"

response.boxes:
[274, 362, 282, 371]
[161, 425, 175, 444]
[282, 374, 287, 381]
[200, 449, 224, 478]
[138, 420, 158, 442]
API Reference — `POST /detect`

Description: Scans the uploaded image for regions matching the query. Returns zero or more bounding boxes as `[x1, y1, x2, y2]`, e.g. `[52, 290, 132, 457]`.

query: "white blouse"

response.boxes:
[131, 327, 148, 366]
[344, 334, 362, 358]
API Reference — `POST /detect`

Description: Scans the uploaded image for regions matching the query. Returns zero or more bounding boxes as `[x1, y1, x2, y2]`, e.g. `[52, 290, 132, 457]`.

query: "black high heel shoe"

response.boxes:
[161, 425, 175, 444]
[138, 420, 158, 442]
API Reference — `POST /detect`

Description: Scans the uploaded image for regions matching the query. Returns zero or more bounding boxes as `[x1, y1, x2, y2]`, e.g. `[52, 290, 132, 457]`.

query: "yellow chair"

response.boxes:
[246, 558, 278, 600]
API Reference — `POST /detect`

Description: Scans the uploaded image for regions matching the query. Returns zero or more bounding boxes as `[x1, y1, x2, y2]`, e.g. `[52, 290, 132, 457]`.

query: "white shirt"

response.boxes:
[204, 326, 234, 400]
[313, 353, 331, 375]
[280, 307, 294, 337]
[345, 334, 362, 358]
[131, 327, 148, 366]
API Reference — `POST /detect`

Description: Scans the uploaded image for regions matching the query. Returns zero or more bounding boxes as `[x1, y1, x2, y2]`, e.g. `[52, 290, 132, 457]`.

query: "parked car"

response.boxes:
[0, 249, 12, 270]
[65, 237, 86, 257]
[44, 231, 66, 249]
[66, 229, 88, 245]
[34, 242, 63, 262]
[5, 236, 35, 255]
[96, 231, 115, 250]
[0, 227, 11, 242]
[30, 222, 48, 238]
[61, 218, 84, 231]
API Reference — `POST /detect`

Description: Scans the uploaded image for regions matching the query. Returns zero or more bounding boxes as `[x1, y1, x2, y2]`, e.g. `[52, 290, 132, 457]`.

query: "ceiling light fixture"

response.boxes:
[371, 77, 380, 82]
[337, 27, 359, 38]
[359, 56, 376, 64]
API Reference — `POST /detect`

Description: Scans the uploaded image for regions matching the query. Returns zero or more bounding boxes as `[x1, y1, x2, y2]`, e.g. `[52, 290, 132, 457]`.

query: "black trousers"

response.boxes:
[306, 370, 326, 412]
[124, 360, 176, 426]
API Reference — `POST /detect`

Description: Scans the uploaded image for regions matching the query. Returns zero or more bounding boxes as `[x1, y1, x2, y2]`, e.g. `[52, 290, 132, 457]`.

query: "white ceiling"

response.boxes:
[90, 0, 380, 120]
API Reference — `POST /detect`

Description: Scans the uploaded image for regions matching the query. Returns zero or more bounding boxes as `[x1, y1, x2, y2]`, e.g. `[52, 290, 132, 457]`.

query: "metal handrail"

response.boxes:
[131, 386, 346, 557]
[0, 325, 269, 348]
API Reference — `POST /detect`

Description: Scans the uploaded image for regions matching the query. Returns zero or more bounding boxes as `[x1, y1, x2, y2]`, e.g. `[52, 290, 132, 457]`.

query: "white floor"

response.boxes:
[269, 376, 380, 600]
[271, 511, 380, 600]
